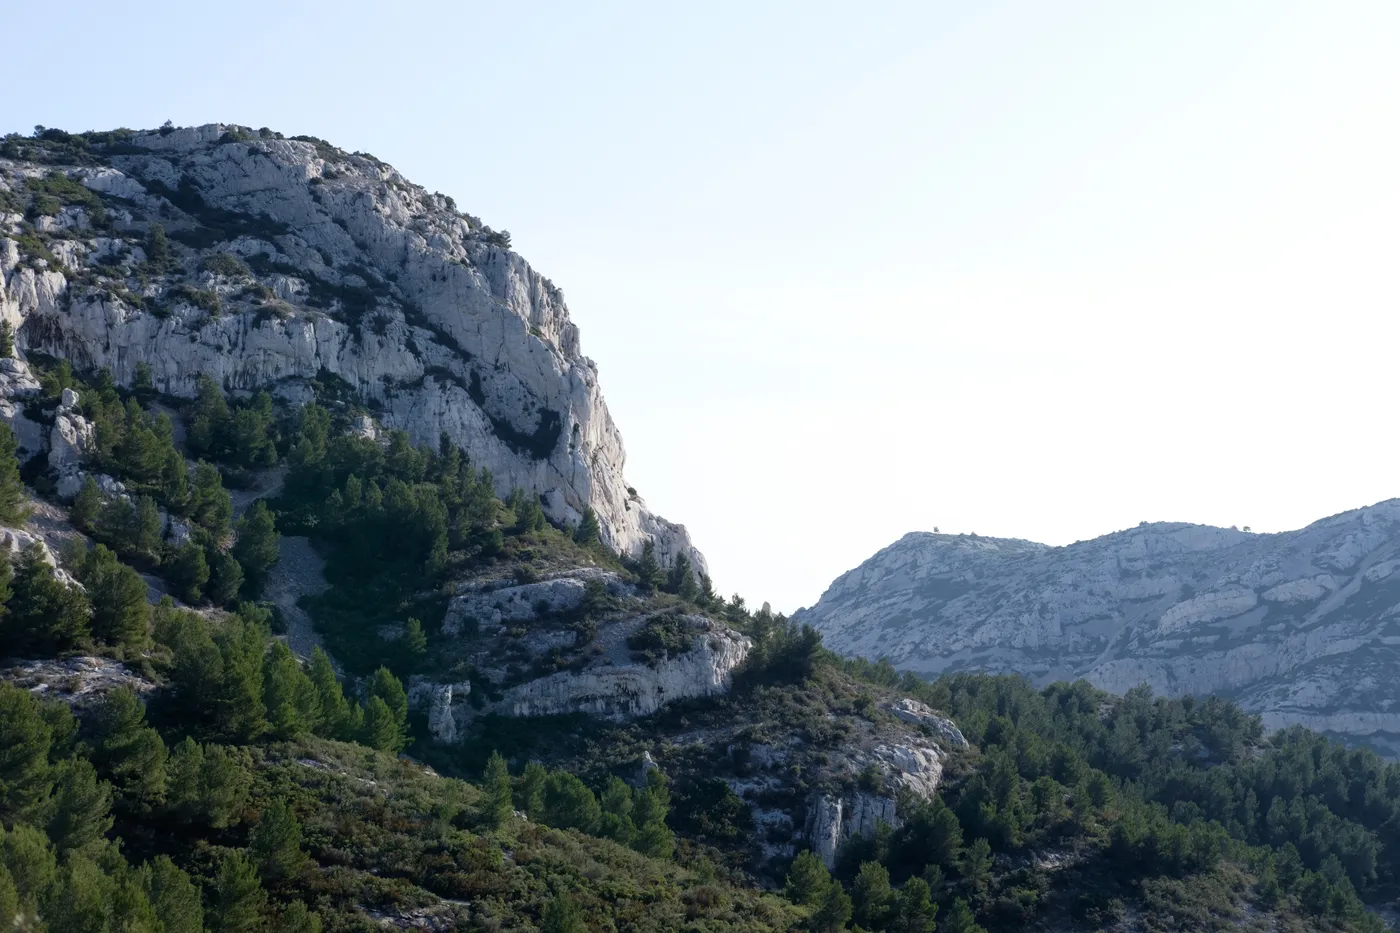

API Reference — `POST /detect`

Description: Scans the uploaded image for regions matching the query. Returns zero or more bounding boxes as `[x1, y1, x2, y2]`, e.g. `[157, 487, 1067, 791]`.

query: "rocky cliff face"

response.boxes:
[0, 124, 702, 569]
[797, 501, 1400, 753]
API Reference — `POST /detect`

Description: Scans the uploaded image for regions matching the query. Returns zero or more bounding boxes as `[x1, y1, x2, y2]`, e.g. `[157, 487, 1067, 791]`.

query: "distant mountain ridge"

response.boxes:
[796, 499, 1400, 753]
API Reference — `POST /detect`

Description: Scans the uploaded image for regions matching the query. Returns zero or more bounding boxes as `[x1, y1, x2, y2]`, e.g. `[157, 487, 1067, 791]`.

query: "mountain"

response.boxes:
[0, 122, 703, 571]
[796, 500, 1400, 753]
[4, 124, 1400, 933]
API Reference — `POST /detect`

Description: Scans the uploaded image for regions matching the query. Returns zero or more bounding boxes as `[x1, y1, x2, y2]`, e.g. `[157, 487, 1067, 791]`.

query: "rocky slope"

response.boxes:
[0, 124, 702, 569]
[796, 500, 1400, 753]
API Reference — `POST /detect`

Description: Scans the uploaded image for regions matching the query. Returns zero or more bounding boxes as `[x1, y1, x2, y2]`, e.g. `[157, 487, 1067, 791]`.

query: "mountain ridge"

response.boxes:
[797, 497, 1400, 753]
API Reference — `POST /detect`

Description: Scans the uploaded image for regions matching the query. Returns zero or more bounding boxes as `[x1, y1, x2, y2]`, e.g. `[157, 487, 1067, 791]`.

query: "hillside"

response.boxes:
[795, 506, 1400, 754]
[1, 123, 1398, 933]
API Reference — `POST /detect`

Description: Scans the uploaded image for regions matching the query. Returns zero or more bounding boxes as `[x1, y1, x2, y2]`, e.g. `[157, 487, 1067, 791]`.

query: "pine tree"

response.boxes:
[573, 507, 600, 546]
[366, 667, 409, 749]
[540, 895, 586, 933]
[664, 553, 691, 595]
[785, 850, 831, 906]
[0, 320, 14, 358]
[161, 448, 189, 509]
[541, 771, 601, 833]
[6, 543, 91, 655]
[133, 362, 155, 394]
[598, 776, 635, 844]
[250, 797, 307, 882]
[482, 751, 514, 828]
[517, 761, 547, 817]
[812, 879, 853, 933]
[81, 545, 150, 652]
[46, 758, 113, 856]
[361, 697, 405, 754]
[0, 823, 58, 915]
[0, 424, 30, 526]
[199, 745, 252, 830]
[961, 837, 992, 894]
[93, 688, 166, 805]
[147, 855, 204, 933]
[0, 865, 17, 930]
[852, 861, 894, 930]
[937, 898, 985, 933]
[890, 877, 938, 933]
[636, 539, 661, 593]
[307, 647, 352, 739]
[169, 541, 210, 603]
[207, 849, 267, 933]
[135, 495, 163, 558]
[70, 475, 102, 529]
[232, 501, 280, 587]
[146, 223, 171, 272]
[213, 619, 268, 742]
[191, 462, 232, 538]
[402, 616, 427, 662]
[207, 548, 245, 606]
[262, 641, 318, 740]
[276, 901, 323, 933]
[0, 682, 55, 824]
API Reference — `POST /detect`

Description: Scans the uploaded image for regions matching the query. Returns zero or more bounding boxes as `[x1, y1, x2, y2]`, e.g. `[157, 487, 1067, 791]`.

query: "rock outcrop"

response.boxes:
[413, 615, 750, 742]
[797, 500, 1400, 753]
[0, 124, 703, 570]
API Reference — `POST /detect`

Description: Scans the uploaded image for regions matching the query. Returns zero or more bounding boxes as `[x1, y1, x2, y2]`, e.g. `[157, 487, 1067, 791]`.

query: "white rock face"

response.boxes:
[804, 739, 946, 867]
[443, 568, 629, 635]
[414, 616, 750, 740]
[0, 124, 704, 571]
[797, 501, 1400, 753]
[881, 698, 968, 747]
[1, 656, 156, 710]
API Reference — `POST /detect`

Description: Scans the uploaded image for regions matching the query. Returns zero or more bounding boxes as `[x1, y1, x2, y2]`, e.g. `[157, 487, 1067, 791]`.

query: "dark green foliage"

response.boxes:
[206, 547, 245, 606]
[852, 860, 894, 929]
[232, 501, 279, 589]
[70, 475, 102, 529]
[145, 223, 172, 272]
[635, 539, 661, 593]
[168, 541, 210, 603]
[206, 849, 267, 933]
[76, 544, 149, 653]
[540, 894, 585, 933]
[201, 252, 249, 277]
[811, 879, 853, 933]
[787, 849, 832, 906]
[0, 423, 30, 525]
[361, 697, 405, 754]
[307, 646, 355, 739]
[92, 688, 166, 806]
[45, 758, 113, 856]
[482, 751, 514, 828]
[191, 461, 233, 538]
[541, 770, 601, 834]
[250, 797, 307, 882]
[166, 739, 251, 829]
[401, 615, 427, 662]
[889, 876, 938, 933]
[262, 641, 319, 740]
[938, 898, 985, 933]
[573, 506, 600, 546]
[3, 543, 91, 656]
[0, 682, 55, 824]
[147, 855, 204, 933]
[0, 321, 13, 358]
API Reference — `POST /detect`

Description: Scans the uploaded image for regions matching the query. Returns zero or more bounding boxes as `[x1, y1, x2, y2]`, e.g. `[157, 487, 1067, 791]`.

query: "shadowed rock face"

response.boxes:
[797, 500, 1400, 753]
[0, 124, 703, 571]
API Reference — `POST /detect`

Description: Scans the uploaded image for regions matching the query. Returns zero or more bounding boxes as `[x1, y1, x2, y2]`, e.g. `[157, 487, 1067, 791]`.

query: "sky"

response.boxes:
[7, 1, 1400, 612]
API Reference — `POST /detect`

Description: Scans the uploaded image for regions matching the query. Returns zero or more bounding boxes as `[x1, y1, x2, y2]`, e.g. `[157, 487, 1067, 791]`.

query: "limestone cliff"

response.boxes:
[0, 124, 702, 569]
[796, 501, 1400, 753]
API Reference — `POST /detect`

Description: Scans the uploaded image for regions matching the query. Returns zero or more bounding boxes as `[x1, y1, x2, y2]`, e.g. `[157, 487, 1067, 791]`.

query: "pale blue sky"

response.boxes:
[9, 1, 1400, 610]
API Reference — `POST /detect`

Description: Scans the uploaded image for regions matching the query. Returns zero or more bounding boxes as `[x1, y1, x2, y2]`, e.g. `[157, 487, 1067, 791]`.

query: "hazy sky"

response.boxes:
[8, 1, 1400, 611]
